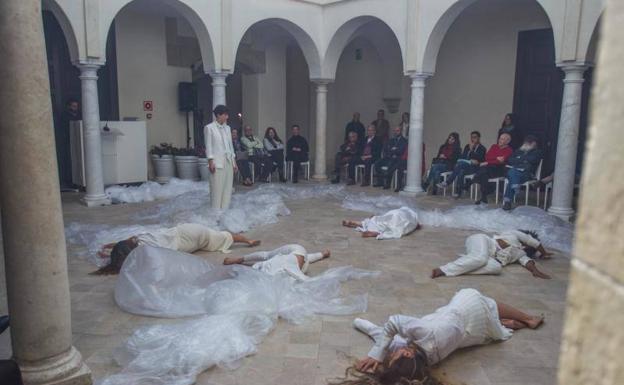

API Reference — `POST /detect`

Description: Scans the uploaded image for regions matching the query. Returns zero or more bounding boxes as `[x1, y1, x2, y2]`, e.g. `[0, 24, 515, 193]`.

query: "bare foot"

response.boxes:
[501, 319, 527, 330]
[415, 223, 422, 230]
[97, 251, 110, 259]
[342, 220, 358, 228]
[431, 268, 446, 279]
[247, 240, 261, 247]
[322, 249, 331, 259]
[525, 315, 544, 329]
[223, 257, 244, 265]
[362, 231, 378, 238]
[532, 270, 551, 279]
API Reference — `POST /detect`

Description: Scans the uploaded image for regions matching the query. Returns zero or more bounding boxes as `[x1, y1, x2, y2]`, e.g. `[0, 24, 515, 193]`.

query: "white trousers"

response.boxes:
[440, 234, 502, 277]
[242, 244, 324, 273]
[209, 160, 234, 209]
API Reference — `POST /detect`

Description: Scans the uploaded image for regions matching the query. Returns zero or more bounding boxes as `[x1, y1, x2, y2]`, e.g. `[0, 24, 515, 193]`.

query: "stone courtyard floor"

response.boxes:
[0, 181, 570, 385]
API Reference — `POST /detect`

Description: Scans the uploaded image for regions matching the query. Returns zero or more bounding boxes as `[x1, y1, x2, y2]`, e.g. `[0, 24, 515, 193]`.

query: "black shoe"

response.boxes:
[503, 201, 513, 211]
[0, 315, 9, 334]
[394, 186, 402, 193]
[373, 182, 384, 187]
[383, 184, 391, 190]
[331, 177, 340, 184]
[361, 181, 370, 187]
[292, 179, 298, 184]
[280, 177, 287, 183]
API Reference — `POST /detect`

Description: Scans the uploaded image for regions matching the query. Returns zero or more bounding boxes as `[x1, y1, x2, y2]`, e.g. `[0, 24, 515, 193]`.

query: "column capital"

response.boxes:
[74, 59, 105, 70]
[557, 62, 590, 83]
[407, 71, 433, 80]
[208, 71, 230, 87]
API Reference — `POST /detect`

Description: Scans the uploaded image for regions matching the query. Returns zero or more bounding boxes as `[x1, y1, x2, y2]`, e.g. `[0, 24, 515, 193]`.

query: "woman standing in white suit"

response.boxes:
[204, 104, 237, 209]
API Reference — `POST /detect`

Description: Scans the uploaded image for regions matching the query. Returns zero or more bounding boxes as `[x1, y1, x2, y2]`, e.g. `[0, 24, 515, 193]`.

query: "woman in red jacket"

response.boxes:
[473, 132, 513, 204]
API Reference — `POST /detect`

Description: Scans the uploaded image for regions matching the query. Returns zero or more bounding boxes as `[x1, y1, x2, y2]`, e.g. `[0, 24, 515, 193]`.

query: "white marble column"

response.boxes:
[548, 63, 588, 221]
[210, 71, 229, 109]
[401, 73, 430, 195]
[78, 62, 110, 207]
[312, 80, 331, 180]
[0, 0, 91, 384]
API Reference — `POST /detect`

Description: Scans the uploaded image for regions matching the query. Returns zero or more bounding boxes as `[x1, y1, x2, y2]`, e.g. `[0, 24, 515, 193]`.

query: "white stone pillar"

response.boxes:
[312, 80, 331, 180]
[401, 73, 430, 195]
[548, 63, 588, 221]
[210, 71, 228, 109]
[0, 0, 92, 384]
[78, 62, 110, 207]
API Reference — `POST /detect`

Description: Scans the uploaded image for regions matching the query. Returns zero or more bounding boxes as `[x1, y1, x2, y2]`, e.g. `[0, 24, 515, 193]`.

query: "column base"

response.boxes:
[548, 206, 575, 222]
[312, 174, 328, 181]
[18, 347, 92, 385]
[82, 194, 111, 207]
[400, 186, 425, 197]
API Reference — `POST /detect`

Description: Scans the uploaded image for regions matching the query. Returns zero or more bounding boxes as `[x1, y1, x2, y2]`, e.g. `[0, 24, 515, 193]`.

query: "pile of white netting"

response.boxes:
[342, 192, 574, 253]
[97, 245, 379, 385]
[105, 178, 208, 204]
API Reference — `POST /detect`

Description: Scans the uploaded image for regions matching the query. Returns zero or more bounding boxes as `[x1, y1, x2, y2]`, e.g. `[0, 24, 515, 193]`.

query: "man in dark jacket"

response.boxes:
[355, 125, 382, 186]
[344, 112, 366, 146]
[373, 125, 408, 189]
[286, 125, 309, 183]
[437, 131, 487, 198]
[331, 131, 361, 185]
[502, 135, 543, 210]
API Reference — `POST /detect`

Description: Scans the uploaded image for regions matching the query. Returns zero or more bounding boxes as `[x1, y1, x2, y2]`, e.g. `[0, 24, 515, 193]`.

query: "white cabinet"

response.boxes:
[71, 121, 148, 186]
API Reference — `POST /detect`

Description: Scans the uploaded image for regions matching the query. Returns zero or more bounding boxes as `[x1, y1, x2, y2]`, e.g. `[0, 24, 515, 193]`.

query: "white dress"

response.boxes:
[242, 244, 324, 281]
[440, 230, 541, 277]
[362, 288, 512, 365]
[357, 207, 420, 240]
[136, 223, 233, 254]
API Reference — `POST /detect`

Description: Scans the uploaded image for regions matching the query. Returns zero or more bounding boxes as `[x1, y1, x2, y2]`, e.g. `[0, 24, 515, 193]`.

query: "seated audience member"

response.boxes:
[498, 113, 523, 149]
[502, 135, 543, 211]
[344, 288, 543, 385]
[331, 131, 361, 185]
[373, 126, 407, 189]
[92, 223, 261, 275]
[400, 111, 410, 138]
[345, 112, 366, 147]
[431, 230, 553, 279]
[231, 128, 252, 186]
[437, 131, 486, 198]
[423, 132, 461, 195]
[263, 127, 287, 182]
[473, 132, 513, 204]
[394, 145, 408, 192]
[355, 125, 382, 187]
[241, 125, 272, 182]
[286, 125, 309, 183]
[372, 109, 391, 143]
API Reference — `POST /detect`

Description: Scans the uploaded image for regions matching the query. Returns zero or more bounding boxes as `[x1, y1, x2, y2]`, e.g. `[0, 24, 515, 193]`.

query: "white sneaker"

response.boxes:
[353, 318, 378, 334]
[436, 182, 447, 190]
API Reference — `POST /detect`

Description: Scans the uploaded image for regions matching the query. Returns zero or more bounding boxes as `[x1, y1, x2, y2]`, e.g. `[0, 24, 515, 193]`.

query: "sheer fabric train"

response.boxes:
[99, 245, 379, 385]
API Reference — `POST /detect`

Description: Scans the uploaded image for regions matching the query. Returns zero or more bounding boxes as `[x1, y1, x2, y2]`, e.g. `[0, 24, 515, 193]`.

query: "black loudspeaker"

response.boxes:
[178, 82, 196, 112]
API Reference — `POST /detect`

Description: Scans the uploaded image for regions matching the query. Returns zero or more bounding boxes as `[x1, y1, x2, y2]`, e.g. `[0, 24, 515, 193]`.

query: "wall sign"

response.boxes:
[143, 100, 153, 111]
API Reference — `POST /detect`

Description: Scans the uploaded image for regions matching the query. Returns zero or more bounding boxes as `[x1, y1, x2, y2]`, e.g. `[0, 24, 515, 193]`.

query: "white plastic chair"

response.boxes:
[424, 168, 453, 196]
[371, 166, 398, 189]
[286, 161, 310, 181]
[471, 176, 505, 204]
[355, 164, 365, 184]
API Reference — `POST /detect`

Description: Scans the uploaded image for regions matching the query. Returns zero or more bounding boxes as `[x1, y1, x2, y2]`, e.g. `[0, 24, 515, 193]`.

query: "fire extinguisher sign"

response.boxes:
[143, 101, 153, 111]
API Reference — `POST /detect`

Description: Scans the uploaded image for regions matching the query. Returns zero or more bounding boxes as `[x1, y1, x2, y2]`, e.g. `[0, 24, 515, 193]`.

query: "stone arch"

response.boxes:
[232, 18, 322, 79]
[421, 0, 556, 74]
[323, 16, 405, 80]
[42, 0, 80, 62]
[102, 0, 216, 70]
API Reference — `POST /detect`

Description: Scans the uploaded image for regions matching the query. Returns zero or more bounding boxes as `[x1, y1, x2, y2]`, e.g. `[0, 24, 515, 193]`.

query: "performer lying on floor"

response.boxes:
[342, 207, 421, 239]
[431, 230, 553, 279]
[335, 288, 543, 385]
[223, 244, 330, 281]
[92, 223, 260, 275]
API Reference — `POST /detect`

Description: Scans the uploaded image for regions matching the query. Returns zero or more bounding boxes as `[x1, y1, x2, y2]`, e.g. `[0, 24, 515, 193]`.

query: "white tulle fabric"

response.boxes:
[356, 206, 420, 240]
[99, 245, 379, 385]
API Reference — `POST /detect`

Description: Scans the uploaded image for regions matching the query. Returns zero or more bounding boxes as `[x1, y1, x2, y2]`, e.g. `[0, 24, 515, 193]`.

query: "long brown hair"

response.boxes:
[329, 343, 440, 385]
[89, 239, 136, 275]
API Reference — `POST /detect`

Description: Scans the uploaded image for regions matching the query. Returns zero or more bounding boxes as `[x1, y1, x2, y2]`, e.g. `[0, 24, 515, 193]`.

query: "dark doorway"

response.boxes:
[512, 28, 563, 174]
[43, 11, 119, 188]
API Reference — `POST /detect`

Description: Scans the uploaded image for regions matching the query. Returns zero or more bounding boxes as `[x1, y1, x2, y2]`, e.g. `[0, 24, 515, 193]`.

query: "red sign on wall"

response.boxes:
[143, 101, 153, 111]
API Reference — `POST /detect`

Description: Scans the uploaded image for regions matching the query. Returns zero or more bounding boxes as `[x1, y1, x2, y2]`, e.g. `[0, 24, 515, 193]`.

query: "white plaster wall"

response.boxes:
[115, 10, 192, 150]
[424, 0, 550, 164]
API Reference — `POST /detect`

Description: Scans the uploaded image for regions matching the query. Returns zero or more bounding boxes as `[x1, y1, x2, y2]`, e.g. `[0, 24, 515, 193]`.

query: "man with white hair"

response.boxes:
[502, 135, 542, 211]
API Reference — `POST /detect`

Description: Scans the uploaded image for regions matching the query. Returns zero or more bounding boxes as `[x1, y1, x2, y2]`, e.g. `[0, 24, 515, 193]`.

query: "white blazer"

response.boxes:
[204, 121, 234, 169]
